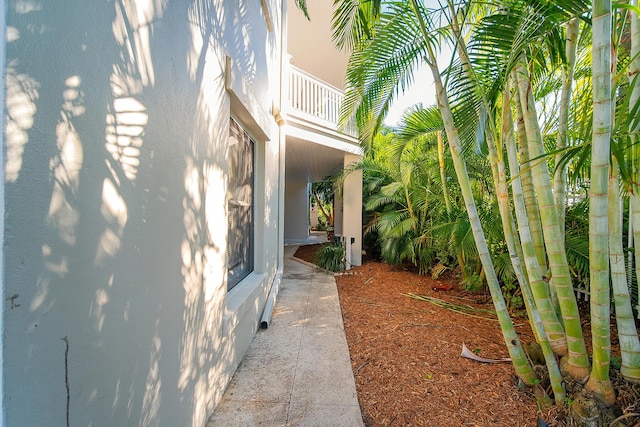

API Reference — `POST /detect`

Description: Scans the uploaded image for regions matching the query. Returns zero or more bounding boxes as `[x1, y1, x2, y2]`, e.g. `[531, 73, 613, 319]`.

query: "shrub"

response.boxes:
[314, 242, 345, 272]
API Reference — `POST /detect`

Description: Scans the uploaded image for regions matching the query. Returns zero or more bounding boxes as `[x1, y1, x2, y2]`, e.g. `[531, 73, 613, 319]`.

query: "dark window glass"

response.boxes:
[227, 119, 254, 291]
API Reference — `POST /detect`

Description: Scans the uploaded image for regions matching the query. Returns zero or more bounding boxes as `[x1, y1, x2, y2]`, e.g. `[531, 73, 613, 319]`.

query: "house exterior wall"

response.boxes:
[287, 0, 349, 89]
[284, 179, 310, 241]
[0, 1, 5, 422]
[1, 1, 284, 425]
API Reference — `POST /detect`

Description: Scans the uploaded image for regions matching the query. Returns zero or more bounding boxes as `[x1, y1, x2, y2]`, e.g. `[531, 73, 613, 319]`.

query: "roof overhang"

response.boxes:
[284, 113, 362, 183]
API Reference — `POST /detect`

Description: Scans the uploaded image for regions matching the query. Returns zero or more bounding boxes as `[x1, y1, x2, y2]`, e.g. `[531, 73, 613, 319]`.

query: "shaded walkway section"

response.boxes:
[207, 246, 363, 426]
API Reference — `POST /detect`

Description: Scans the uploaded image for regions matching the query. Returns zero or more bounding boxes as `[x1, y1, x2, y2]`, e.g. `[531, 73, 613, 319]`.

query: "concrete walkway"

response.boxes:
[207, 246, 364, 426]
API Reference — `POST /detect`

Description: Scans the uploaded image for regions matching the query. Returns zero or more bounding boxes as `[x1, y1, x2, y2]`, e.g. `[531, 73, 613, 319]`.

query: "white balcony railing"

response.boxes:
[288, 65, 357, 137]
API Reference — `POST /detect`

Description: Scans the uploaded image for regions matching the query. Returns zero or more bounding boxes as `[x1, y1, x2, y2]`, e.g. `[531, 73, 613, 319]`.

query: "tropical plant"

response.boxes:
[359, 130, 445, 274]
[335, 0, 540, 391]
[312, 180, 336, 229]
[314, 242, 346, 272]
[332, 0, 640, 417]
[295, 0, 310, 20]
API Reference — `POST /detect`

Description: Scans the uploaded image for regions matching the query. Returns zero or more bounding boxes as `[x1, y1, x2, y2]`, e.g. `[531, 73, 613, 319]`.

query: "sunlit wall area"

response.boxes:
[1, 1, 284, 425]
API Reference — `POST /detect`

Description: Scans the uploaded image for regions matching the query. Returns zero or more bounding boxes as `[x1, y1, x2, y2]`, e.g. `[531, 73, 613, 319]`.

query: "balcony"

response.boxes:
[283, 66, 363, 269]
[287, 65, 358, 139]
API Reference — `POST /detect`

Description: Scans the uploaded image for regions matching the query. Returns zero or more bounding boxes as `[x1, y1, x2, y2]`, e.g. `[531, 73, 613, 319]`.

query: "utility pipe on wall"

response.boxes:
[260, 270, 282, 329]
[260, 0, 288, 330]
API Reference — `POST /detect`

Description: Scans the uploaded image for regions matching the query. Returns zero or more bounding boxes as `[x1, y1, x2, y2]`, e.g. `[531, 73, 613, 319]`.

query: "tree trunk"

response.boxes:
[513, 84, 547, 277]
[609, 165, 640, 383]
[609, 0, 640, 384]
[503, 87, 566, 403]
[504, 83, 568, 358]
[631, 0, 640, 319]
[409, 0, 537, 385]
[554, 17, 580, 236]
[313, 191, 333, 228]
[514, 59, 590, 381]
[437, 130, 452, 214]
[584, 0, 615, 403]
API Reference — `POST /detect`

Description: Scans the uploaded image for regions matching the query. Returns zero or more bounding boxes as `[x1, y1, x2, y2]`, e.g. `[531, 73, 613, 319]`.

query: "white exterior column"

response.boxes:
[334, 192, 343, 237]
[342, 154, 362, 267]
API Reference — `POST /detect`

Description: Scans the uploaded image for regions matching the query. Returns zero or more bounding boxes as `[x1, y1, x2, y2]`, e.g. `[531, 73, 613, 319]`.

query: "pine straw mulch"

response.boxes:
[293, 244, 640, 427]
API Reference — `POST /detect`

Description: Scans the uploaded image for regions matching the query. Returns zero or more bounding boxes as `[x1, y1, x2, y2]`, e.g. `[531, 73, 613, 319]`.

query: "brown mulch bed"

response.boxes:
[294, 244, 640, 426]
[294, 244, 539, 426]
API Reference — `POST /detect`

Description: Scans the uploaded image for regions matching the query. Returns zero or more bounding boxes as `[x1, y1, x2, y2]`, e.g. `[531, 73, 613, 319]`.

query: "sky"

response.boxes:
[383, 63, 437, 126]
[382, 45, 453, 127]
[380, 0, 454, 127]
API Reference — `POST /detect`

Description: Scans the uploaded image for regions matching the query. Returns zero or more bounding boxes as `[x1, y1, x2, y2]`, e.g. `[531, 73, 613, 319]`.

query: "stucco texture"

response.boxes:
[3, 1, 283, 425]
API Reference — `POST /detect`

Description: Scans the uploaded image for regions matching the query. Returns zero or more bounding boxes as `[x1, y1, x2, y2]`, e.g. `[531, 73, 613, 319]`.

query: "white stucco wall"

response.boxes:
[0, 2, 6, 425]
[284, 179, 310, 241]
[287, 0, 349, 89]
[2, 1, 284, 425]
[343, 153, 363, 267]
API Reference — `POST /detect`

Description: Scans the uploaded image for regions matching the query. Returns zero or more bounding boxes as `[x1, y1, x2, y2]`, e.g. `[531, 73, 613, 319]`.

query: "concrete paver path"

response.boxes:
[207, 246, 364, 426]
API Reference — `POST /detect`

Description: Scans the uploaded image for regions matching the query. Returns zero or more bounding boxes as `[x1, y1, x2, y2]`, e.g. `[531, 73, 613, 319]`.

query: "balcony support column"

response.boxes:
[342, 153, 362, 268]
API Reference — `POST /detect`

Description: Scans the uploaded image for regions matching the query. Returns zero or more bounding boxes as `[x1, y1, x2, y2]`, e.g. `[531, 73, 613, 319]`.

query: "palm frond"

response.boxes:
[493, 251, 516, 286]
[295, 0, 310, 20]
[396, 104, 444, 141]
[332, 0, 380, 50]
[341, 2, 432, 142]
[566, 231, 590, 280]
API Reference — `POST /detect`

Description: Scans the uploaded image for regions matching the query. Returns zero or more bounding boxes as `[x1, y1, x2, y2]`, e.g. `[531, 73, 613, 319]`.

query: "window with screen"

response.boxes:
[227, 118, 254, 291]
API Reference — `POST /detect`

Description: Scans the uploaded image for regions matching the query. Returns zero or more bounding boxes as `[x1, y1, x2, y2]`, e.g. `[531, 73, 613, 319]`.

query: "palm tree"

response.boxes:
[625, 0, 640, 383]
[513, 85, 547, 277]
[436, 0, 594, 379]
[609, 0, 640, 384]
[446, 0, 640, 394]
[513, 59, 591, 379]
[396, 105, 453, 213]
[582, 0, 615, 404]
[447, 0, 573, 370]
[333, 0, 640, 412]
[633, 0, 640, 320]
[312, 180, 336, 230]
[356, 124, 467, 275]
[362, 155, 439, 274]
[334, 0, 539, 386]
[504, 84, 566, 402]
[554, 17, 580, 235]
[391, 105, 505, 286]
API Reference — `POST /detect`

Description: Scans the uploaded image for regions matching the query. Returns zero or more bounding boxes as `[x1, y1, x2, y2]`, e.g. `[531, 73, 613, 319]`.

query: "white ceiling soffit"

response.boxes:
[285, 136, 347, 183]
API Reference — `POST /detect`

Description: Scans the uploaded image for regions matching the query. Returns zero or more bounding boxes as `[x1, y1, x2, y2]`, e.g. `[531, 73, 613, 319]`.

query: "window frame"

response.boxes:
[227, 118, 255, 292]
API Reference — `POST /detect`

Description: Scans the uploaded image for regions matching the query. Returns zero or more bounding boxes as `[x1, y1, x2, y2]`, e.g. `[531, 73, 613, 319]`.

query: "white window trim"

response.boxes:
[227, 118, 255, 291]
[223, 272, 268, 335]
[224, 55, 272, 142]
[223, 55, 274, 335]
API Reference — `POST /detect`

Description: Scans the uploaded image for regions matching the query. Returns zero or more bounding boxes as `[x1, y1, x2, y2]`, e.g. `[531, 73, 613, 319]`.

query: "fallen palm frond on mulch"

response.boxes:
[402, 292, 500, 322]
[335, 261, 539, 426]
